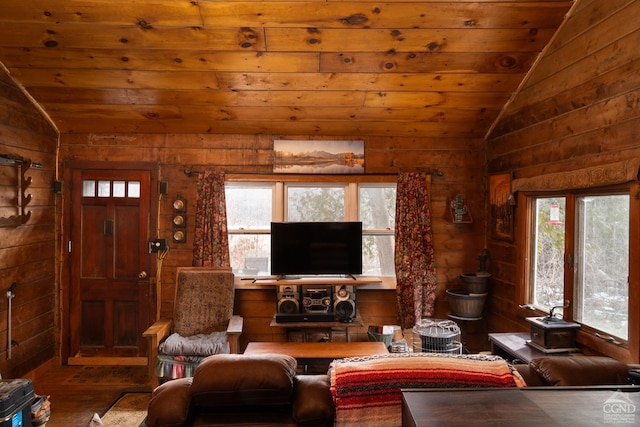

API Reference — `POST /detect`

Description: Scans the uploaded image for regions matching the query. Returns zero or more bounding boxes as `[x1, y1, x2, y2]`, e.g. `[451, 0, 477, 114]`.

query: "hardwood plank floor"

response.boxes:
[28, 364, 153, 427]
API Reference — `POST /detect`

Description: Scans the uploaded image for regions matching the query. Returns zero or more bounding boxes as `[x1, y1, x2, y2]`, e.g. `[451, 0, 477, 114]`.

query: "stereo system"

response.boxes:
[276, 285, 299, 314]
[334, 285, 357, 323]
[275, 284, 357, 322]
[301, 285, 332, 313]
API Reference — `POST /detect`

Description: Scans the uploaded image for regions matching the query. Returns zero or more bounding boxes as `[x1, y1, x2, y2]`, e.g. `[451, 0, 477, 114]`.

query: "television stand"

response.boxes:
[270, 313, 363, 342]
[260, 275, 380, 285]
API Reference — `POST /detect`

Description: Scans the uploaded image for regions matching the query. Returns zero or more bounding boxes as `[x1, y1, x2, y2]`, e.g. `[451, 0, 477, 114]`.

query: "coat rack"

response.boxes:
[0, 154, 35, 227]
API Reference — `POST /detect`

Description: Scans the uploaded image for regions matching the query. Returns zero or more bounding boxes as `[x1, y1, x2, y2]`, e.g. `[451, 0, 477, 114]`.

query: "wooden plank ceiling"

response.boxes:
[0, 0, 573, 137]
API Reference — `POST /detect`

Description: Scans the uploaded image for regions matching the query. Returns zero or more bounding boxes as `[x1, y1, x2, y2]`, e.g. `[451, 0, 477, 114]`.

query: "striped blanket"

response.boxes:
[330, 353, 525, 427]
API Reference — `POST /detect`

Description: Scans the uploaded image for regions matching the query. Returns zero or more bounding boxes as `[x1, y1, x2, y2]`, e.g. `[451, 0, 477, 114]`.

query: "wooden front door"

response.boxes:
[68, 165, 155, 360]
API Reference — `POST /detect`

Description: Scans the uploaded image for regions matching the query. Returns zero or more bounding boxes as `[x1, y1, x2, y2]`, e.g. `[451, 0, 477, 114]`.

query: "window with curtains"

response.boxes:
[525, 186, 631, 341]
[224, 180, 396, 277]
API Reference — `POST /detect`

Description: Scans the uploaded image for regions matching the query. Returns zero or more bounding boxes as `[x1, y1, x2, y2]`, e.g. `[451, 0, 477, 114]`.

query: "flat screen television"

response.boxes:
[271, 221, 363, 276]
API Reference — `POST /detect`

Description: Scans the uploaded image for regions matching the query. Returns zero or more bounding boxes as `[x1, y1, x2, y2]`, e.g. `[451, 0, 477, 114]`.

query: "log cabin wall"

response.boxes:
[58, 133, 487, 351]
[0, 70, 58, 378]
[486, 0, 640, 361]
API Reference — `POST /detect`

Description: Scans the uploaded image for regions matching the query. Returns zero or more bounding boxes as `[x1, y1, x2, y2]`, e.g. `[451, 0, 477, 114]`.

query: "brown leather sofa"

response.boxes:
[144, 353, 334, 427]
[513, 355, 631, 386]
[144, 353, 633, 427]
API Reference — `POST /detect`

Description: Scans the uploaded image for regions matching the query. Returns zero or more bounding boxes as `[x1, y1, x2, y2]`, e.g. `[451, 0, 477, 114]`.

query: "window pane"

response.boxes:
[286, 186, 345, 221]
[98, 180, 110, 197]
[226, 186, 273, 229]
[363, 235, 395, 276]
[113, 181, 125, 197]
[574, 195, 629, 340]
[82, 180, 95, 197]
[532, 197, 566, 310]
[359, 185, 396, 230]
[228, 234, 271, 276]
[128, 181, 140, 198]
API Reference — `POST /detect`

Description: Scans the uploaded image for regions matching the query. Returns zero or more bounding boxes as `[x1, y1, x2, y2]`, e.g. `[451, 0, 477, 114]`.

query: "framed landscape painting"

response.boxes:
[489, 173, 513, 241]
[273, 140, 365, 174]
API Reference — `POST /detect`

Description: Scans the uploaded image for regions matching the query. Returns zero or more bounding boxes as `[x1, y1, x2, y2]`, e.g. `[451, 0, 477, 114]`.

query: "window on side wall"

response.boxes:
[527, 188, 630, 342]
[225, 180, 396, 278]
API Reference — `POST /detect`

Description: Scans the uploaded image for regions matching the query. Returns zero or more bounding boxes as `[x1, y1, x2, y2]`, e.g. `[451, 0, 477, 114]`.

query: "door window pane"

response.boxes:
[532, 197, 566, 310]
[98, 180, 110, 197]
[574, 195, 629, 340]
[286, 186, 345, 221]
[128, 181, 140, 198]
[82, 180, 95, 197]
[113, 181, 125, 197]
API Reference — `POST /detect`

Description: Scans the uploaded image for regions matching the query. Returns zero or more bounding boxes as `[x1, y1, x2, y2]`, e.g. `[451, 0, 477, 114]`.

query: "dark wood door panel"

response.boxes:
[69, 165, 153, 359]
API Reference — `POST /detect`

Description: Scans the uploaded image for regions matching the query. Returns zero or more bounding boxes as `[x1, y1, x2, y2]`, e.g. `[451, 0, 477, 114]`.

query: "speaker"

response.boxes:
[277, 285, 300, 314]
[301, 285, 332, 314]
[334, 285, 356, 322]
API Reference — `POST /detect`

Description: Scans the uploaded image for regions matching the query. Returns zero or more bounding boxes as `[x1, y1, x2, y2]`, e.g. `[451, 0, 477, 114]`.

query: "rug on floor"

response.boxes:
[65, 365, 148, 385]
[99, 392, 150, 427]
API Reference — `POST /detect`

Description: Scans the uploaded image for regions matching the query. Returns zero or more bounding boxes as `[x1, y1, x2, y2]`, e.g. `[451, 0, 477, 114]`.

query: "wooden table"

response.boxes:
[402, 386, 640, 426]
[244, 341, 388, 366]
[488, 332, 578, 364]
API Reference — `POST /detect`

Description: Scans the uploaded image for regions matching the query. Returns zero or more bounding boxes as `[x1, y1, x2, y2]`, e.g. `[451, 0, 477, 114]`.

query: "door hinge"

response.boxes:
[68, 240, 72, 253]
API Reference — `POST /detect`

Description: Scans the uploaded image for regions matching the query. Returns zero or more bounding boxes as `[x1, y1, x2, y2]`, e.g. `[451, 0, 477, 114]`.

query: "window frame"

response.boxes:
[517, 182, 640, 362]
[225, 174, 397, 285]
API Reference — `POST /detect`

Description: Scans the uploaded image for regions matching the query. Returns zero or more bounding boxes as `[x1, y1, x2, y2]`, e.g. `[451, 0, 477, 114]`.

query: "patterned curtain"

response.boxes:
[394, 172, 437, 329]
[192, 171, 230, 268]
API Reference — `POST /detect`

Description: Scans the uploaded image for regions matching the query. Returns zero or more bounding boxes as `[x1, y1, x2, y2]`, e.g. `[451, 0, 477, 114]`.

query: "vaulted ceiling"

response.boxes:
[0, 0, 573, 137]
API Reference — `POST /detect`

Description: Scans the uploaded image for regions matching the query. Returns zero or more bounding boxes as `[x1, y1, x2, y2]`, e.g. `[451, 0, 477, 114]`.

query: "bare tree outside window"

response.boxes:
[574, 195, 628, 340]
[225, 182, 396, 278]
[532, 197, 566, 309]
[531, 193, 629, 340]
[360, 186, 396, 276]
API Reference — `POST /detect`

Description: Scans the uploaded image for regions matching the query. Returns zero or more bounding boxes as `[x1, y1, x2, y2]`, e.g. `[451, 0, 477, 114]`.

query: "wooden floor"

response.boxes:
[29, 364, 153, 427]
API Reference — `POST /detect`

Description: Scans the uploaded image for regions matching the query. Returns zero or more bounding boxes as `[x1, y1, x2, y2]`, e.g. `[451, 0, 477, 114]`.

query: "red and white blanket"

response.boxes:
[330, 353, 526, 427]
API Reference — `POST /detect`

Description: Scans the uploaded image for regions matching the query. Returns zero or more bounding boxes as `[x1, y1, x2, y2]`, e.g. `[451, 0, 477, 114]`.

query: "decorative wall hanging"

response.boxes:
[273, 140, 364, 174]
[448, 194, 472, 223]
[489, 173, 513, 241]
[0, 154, 36, 227]
[172, 194, 187, 243]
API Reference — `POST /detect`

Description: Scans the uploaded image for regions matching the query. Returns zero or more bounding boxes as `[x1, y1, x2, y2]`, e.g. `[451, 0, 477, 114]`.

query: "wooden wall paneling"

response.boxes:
[486, 0, 640, 362]
[10, 69, 221, 91]
[45, 104, 500, 128]
[522, 0, 639, 89]
[0, 24, 264, 51]
[2, 0, 204, 25]
[319, 51, 537, 74]
[490, 56, 640, 138]
[264, 28, 557, 52]
[216, 72, 523, 93]
[54, 118, 491, 137]
[0, 48, 321, 73]
[490, 86, 640, 163]
[235, 288, 281, 349]
[505, 4, 640, 113]
[0, 68, 57, 378]
[60, 128, 490, 351]
[490, 117, 640, 178]
[199, 2, 570, 30]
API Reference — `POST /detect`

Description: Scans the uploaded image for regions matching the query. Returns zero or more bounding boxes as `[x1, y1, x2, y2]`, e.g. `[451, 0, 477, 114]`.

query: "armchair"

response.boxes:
[144, 267, 243, 385]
